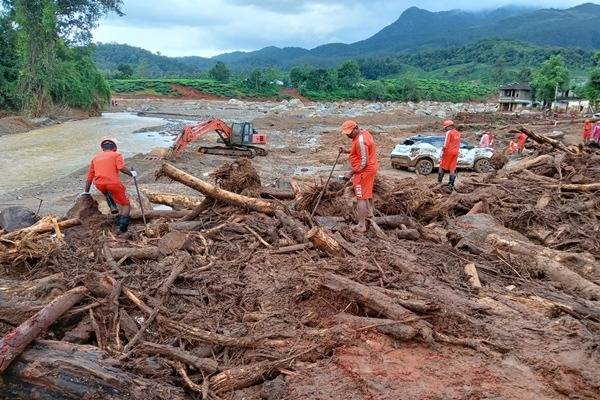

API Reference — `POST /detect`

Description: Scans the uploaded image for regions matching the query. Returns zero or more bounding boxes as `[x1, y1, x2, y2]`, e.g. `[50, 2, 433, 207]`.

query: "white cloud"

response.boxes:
[91, 1, 592, 57]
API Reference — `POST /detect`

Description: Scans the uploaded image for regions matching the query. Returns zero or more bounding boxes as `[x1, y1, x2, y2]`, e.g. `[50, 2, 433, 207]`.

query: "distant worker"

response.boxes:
[339, 120, 378, 233]
[516, 131, 527, 155]
[507, 139, 516, 155]
[83, 138, 138, 234]
[592, 122, 600, 146]
[437, 120, 461, 189]
[480, 130, 490, 147]
[583, 119, 593, 145]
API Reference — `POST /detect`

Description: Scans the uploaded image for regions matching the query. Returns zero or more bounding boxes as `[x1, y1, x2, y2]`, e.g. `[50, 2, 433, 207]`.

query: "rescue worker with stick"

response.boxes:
[82, 138, 138, 234]
[437, 120, 461, 189]
[339, 120, 378, 233]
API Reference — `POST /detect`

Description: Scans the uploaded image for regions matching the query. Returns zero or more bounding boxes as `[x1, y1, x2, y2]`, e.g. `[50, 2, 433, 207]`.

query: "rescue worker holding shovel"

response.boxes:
[339, 120, 378, 233]
[82, 138, 137, 234]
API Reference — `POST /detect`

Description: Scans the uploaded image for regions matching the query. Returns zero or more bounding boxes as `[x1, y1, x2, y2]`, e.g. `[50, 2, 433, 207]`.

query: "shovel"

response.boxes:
[310, 151, 342, 218]
[131, 171, 148, 231]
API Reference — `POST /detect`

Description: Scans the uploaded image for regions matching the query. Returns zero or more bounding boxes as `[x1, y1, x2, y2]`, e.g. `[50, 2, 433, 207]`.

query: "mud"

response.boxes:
[0, 91, 599, 400]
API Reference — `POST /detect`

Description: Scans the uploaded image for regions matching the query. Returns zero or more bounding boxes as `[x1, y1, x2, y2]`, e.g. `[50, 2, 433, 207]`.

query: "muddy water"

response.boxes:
[0, 113, 173, 194]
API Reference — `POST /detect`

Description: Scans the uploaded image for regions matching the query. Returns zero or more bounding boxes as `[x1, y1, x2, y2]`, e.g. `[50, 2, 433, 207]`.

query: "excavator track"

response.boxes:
[197, 145, 268, 158]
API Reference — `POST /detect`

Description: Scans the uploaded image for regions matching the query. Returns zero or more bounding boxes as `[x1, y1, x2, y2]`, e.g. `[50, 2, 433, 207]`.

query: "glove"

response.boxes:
[131, 170, 138, 177]
[338, 146, 345, 154]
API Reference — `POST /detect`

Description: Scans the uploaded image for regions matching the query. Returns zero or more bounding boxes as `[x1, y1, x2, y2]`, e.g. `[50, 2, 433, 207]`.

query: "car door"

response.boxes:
[457, 140, 475, 169]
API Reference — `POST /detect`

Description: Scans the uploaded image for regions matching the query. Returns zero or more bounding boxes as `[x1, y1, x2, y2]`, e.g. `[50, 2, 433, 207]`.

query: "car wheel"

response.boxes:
[415, 158, 434, 175]
[473, 158, 493, 173]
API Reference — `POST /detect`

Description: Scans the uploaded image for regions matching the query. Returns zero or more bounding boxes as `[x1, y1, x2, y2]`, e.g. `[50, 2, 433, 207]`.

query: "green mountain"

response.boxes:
[92, 3, 600, 77]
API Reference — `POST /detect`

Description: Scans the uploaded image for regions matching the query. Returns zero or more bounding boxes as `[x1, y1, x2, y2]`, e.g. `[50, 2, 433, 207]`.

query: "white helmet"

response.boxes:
[100, 137, 118, 151]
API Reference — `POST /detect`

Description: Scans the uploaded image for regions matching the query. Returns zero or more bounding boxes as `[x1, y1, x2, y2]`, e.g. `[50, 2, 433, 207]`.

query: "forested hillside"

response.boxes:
[92, 3, 600, 81]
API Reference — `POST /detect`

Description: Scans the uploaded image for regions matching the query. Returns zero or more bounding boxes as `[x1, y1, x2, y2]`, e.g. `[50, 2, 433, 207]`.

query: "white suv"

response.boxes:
[390, 135, 495, 175]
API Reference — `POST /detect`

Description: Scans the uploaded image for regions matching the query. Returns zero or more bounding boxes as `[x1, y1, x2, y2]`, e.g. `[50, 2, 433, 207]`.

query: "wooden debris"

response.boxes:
[0, 286, 88, 372]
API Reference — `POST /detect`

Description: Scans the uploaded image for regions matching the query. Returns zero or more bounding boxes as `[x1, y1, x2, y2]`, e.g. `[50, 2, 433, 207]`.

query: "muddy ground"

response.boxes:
[0, 91, 599, 400]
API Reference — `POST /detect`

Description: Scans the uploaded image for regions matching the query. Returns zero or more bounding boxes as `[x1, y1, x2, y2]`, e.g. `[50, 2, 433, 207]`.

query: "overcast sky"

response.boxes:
[91, 1, 593, 58]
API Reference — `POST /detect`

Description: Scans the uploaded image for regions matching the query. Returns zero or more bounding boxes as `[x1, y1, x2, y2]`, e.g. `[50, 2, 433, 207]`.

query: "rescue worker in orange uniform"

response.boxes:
[339, 120, 378, 233]
[507, 140, 516, 155]
[83, 138, 137, 234]
[437, 120, 461, 189]
[583, 119, 593, 145]
[517, 132, 527, 155]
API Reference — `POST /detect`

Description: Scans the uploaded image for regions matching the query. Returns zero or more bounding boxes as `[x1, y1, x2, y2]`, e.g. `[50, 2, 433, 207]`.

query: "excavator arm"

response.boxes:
[168, 119, 232, 158]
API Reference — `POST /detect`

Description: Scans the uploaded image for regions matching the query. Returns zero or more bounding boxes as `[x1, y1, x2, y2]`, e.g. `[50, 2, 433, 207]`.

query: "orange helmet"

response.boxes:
[443, 120, 454, 129]
[100, 137, 118, 151]
[585, 119, 590, 123]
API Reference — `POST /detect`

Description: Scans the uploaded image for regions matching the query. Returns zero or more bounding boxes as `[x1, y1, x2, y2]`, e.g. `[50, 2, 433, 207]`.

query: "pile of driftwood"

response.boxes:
[0, 129, 599, 399]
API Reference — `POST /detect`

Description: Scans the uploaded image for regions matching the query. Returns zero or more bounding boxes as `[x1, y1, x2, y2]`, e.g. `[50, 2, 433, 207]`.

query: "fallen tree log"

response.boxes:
[321, 273, 432, 341]
[140, 188, 203, 209]
[498, 154, 554, 177]
[557, 182, 600, 192]
[2, 340, 186, 399]
[516, 127, 575, 154]
[158, 163, 284, 216]
[306, 226, 343, 257]
[333, 313, 417, 341]
[487, 234, 600, 301]
[110, 247, 162, 261]
[0, 286, 88, 372]
[1, 217, 81, 240]
[141, 342, 219, 374]
[260, 186, 296, 200]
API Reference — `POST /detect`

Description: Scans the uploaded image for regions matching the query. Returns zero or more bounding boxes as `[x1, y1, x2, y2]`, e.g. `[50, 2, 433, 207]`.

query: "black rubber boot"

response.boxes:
[105, 193, 119, 214]
[448, 175, 456, 188]
[117, 215, 131, 234]
[437, 172, 444, 184]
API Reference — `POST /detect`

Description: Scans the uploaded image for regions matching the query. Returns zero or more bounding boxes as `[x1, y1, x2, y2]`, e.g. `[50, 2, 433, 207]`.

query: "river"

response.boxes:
[0, 113, 174, 195]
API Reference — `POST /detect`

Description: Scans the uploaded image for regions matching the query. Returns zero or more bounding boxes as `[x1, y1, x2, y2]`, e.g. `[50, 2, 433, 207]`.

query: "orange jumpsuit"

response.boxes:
[86, 151, 130, 205]
[517, 132, 527, 152]
[440, 128, 461, 171]
[583, 122, 593, 140]
[508, 140, 516, 155]
[349, 129, 378, 200]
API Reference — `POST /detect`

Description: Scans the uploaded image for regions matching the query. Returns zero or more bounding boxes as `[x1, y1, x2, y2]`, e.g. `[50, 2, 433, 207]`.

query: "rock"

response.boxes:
[0, 206, 41, 232]
[260, 375, 288, 400]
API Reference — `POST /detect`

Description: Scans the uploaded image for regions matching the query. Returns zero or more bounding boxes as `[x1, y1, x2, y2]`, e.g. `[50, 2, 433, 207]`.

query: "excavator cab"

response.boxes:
[230, 122, 267, 146]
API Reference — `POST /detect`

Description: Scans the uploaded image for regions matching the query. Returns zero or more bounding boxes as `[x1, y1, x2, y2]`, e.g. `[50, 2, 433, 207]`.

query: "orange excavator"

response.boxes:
[162, 119, 268, 159]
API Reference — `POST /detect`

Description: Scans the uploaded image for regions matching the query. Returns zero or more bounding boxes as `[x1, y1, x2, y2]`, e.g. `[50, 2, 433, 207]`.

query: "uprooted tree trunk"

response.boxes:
[487, 234, 600, 301]
[158, 163, 284, 216]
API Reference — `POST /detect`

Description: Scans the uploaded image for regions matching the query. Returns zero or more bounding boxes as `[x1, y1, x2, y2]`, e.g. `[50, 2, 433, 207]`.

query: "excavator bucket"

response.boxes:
[144, 147, 172, 160]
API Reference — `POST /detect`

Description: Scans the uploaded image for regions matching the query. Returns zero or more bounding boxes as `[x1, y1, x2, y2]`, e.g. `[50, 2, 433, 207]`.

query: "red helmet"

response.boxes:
[585, 119, 591, 123]
[443, 120, 454, 129]
[100, 137, 118, 151]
